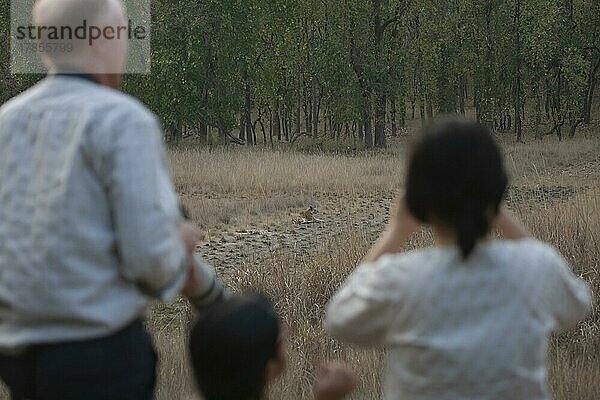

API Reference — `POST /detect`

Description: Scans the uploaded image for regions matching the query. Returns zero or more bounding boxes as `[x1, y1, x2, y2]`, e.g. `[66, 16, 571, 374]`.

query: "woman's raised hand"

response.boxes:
[492, 205, 531, 240]
[389, 192, 422, 236]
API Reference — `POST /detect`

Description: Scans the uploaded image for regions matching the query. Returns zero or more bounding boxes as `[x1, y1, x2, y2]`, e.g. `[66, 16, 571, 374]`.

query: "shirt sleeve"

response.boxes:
[540, 246, 592, 332]
[324, 254, 403, 346]
[102, 111, 187, 301]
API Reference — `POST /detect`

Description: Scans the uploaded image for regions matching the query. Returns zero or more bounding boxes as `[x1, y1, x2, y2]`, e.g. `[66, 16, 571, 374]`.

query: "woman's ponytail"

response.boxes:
[405, 118, 508, 260]
[455, 201, 491, 259]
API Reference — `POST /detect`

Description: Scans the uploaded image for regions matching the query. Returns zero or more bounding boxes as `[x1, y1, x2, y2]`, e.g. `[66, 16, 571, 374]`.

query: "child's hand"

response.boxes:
[389, 193, 421, 235]
[313, 362, 358, 400]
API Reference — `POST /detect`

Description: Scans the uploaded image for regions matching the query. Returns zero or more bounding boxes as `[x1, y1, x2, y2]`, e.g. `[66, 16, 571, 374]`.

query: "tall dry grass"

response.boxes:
[170, 136, 599, 230]
[151, 137, 599, 400]
[170, 136, 599, 196]
[170, 147, 406, 229]
[239, 193, 599, 400]
[169, 146, 406, 197]
[151, 187, 599, 400]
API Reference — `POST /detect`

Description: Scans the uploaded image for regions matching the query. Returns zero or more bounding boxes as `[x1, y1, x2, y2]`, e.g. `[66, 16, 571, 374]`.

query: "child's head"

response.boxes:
[189, 293, 286, 400]
[406, 118, 508, 258]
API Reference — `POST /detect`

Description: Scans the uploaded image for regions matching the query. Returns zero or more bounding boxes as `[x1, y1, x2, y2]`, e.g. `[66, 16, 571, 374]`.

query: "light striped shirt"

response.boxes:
[0, 75, 188, 351]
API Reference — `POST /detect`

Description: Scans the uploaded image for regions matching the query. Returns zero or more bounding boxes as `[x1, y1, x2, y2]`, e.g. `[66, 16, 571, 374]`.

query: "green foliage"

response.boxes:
[293, 135, 368, 154]
[1, 0, 597, 141]
[0, 1, 31, 104]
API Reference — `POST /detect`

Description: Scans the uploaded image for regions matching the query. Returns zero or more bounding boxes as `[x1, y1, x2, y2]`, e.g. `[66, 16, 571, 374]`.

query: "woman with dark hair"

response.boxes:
[325, 119, 591, 400]
[189, 293, 357, 400]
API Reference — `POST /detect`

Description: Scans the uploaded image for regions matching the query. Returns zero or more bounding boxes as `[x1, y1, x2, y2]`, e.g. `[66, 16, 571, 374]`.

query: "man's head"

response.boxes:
[190, 293, 287, 400]
[33, 0, 128, 87]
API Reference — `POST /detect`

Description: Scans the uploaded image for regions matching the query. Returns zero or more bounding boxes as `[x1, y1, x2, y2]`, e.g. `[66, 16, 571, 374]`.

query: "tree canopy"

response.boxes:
[1, 0, 598, 145]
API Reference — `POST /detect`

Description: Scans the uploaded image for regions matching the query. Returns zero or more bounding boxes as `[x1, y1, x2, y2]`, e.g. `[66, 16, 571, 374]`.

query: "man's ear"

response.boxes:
[89, 35, 111, 69]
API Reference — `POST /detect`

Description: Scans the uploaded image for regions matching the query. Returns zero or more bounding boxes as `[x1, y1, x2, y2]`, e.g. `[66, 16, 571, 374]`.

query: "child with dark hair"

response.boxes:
[325, 118, 592, 400]
[190, 293, 357, 400]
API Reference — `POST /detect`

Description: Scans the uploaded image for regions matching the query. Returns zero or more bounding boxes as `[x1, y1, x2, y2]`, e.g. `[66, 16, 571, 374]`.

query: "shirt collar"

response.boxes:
[49, 69, 98, 85]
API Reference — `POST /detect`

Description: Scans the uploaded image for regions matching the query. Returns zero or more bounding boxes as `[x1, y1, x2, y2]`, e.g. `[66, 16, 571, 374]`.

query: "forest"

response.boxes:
[0, 2, 599, 399]
[1, 0, 599, 146]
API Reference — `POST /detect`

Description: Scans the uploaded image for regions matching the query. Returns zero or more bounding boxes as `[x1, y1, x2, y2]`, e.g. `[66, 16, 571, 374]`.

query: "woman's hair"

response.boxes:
[405, 118, 508, 258]
[189, 293, 280, 400]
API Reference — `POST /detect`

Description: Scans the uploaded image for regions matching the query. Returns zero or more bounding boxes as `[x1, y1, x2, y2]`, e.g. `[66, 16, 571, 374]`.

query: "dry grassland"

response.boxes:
[1, 133, 595, 399]
[150, 134, 599, 400]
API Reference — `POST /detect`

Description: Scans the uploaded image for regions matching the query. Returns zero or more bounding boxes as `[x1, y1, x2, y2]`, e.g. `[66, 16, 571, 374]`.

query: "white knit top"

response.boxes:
[326, 239, 591, 400]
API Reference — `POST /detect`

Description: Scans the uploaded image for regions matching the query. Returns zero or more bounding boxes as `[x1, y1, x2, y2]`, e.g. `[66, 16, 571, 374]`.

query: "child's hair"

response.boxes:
[406, 118, 508, 258]
[189, 293, 280, 400]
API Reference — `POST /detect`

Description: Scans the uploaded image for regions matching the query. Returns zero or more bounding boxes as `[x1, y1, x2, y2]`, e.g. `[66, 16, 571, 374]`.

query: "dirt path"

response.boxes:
[196, 180, 594, 279]
[196, 194, 393, 278]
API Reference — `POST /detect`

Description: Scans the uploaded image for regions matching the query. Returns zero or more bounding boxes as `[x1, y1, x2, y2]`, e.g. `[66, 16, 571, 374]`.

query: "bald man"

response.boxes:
[0, 1, 224, 399]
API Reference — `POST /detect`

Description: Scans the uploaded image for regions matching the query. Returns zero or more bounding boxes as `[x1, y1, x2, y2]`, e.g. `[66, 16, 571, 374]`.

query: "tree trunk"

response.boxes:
[198, 121, 208, 144]
[568, 111, 582, 138]
[373, 0, 387, 147]
[459, 77, 466, 115]
[583, 55, 599, 124]
[350, 38, 372, 148]
[535, 78, 542, 136]
[426, 98, 434, 119]
[375, 92, 386, 147]
[296, 76, 302, 137]
[358, 121, 364, 143]
[239, 113, 246, 142]
[217, 124, 227, 143]
[474, 81, 481, 123]
[311, 71, 318, 138]
[274, 97, 281, 142]
[282, 105, 288, 141]
[198, 86, 209, 144]
[269, 107, 274, 145]
[419, 98, 426, 126]
[513, 0, 522, 142]
[544, 78, 551, 120]
[244, 72, 254, 145]
[363, 99, 373, 148]
[400, 99, 406, 127]
[305, 90, 312, 141]
[258, 116, 267, 144]
[390, 96, 397, 137]
[168, 125, 182, 143]
[286, 107, 291, 141]
[244, 106, 253, 146]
